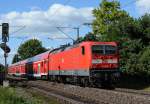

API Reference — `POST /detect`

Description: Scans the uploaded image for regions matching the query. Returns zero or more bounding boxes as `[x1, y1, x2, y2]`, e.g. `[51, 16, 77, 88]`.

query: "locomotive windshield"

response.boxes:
[105, 45, 117, 54]
[92, 45, 104, 54]
[92, 45, 117, 55]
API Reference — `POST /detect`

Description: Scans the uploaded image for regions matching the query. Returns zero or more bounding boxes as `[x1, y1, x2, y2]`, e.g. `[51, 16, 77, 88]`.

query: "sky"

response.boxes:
[0, 0, 150, 65]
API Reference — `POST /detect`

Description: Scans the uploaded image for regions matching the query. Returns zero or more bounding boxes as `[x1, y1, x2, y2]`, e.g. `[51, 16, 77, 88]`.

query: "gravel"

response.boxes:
[28, 81, 150, 104]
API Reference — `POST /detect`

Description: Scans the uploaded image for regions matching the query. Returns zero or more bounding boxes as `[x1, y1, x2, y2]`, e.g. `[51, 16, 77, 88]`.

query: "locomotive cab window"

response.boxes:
[105, 45, 117, 54]
[92, 45, 117, 55]
[92, 45, 104, 54]
[81, 46, 85, 55]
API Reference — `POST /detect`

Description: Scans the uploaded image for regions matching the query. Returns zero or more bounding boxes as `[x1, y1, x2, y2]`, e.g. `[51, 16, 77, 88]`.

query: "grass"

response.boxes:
[0, 87, 59, 104]
[143, 86, 150, 91]
[0, 87, 30, 104]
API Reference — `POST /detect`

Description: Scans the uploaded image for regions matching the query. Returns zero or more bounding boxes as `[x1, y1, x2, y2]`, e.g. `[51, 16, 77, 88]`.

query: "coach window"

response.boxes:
[81, 46, 85, 55]
[41, 62, 43, 67]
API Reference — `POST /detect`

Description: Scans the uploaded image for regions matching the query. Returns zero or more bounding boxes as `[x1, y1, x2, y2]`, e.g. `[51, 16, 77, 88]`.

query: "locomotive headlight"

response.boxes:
[107, 59, 118, 63]
[92, 59, 102, 64]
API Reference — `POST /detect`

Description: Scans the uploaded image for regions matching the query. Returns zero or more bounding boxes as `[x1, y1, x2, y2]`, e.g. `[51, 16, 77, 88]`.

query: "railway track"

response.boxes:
[26, 81, 150, 104]
[27, 81, 98, 104]
[29, 87, 87, 104]
[8, 76, 150, 97]
[115, 88, 150, 97]
[8, 77, 150, 104]
[9, 79, 98, 104]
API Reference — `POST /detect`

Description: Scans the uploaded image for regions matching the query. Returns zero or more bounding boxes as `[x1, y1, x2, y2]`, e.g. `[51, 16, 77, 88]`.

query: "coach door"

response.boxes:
[26, 63, 34, 77]
[44, 60, 48, 74]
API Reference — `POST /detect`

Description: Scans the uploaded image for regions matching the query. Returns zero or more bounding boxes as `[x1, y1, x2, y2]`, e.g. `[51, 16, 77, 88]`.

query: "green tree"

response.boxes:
[75, 32, 97, 43]
[12, 54, 21, 64]
[83, 32, 98, 41]
[91, 0, 150, 85]
[117, 14, 150, 44]
[139, 14, 150, 45]
[139, 47, 150, 75]
[92, 0, 128, 40]
[120, 39, 143, 73]
[0, 64, 4, 72]
[13, 39, 47, 61]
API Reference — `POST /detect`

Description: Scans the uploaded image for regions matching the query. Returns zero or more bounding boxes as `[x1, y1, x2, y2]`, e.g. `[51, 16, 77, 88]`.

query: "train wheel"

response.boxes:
[56, 76, 61, 83]
[84, 79, 89, 87]
[81, 78, 89, 87]
[61, 76, 67, 84]
[27, 76, 34, 80]
[41, 75, 47, 80]
[101, 81, 115, 89]
[73, 76, 78, 85]
[49, 76, 53, 81]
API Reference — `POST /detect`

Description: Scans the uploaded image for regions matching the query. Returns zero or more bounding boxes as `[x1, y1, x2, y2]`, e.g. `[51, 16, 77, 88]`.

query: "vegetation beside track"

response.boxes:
[83, 0, 150, 89]
[0, 86, 59, 104]
[117, 74, 150, 90]
[144, 87, 150, 91]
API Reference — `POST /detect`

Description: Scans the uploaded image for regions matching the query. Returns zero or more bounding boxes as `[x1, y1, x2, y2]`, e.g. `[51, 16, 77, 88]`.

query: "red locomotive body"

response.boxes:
[8, 41, 119, 87]
[48, 41, 119, 86]
[48, 42, 91, 76]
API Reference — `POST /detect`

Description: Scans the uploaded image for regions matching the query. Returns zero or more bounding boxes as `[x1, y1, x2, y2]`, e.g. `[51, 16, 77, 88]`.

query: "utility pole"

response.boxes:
[83, 23, 92, 27]
[73, 27, 79, 40]
[56, 26, 80, 42]
[56, 27, 75, 42]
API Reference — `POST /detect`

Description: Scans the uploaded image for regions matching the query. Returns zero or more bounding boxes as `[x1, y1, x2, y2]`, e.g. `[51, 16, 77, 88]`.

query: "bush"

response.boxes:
[139, 47, 150, 75]
[0, 64, 4, 72]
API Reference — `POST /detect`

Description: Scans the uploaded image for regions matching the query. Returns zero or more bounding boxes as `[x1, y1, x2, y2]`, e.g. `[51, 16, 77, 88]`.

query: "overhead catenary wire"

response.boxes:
[10, 26, 26, 35]
[56, 27, 75, 41]
[45, 0, 75, 41]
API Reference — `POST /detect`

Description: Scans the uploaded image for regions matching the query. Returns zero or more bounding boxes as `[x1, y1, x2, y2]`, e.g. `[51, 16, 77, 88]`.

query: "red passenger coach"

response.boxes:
[8, 60, 26, 77]
[8, 51, 50, 79]
[24, 51, 49, 79]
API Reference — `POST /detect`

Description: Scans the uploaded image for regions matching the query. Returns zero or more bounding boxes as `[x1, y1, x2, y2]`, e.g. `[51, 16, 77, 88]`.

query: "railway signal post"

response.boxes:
[1, 23, 10, 87]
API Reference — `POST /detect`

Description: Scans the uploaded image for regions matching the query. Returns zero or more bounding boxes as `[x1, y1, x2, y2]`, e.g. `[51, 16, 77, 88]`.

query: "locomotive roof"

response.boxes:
[48, 41, 117, 54]
[80, 41, 117, 46]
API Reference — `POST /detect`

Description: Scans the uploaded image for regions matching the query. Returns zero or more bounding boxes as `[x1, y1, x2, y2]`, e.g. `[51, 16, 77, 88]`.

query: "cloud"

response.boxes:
[30, 6, 42, 11]
[0, 4, 93, 65]
[0, 4, 93, 38]
[136, 0, 150, 15]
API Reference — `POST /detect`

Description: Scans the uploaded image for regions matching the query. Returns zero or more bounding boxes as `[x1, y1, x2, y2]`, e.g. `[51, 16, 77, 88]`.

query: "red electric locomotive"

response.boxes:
[48, 41, 119, 87]
[8, 41, 119, 87]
